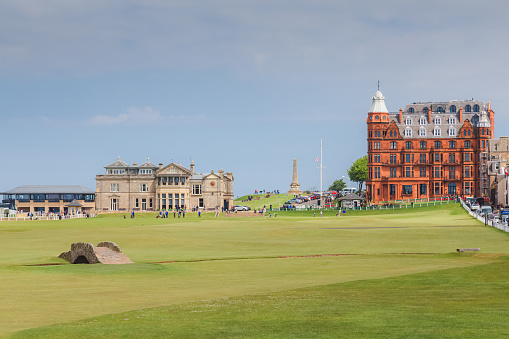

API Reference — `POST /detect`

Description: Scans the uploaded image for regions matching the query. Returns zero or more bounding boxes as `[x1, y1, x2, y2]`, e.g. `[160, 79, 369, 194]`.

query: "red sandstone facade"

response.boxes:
[366, 91, 494, 204]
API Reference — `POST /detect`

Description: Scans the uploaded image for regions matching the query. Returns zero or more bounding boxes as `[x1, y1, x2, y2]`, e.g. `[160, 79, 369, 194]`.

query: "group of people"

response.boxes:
[156, 210, 187, 218]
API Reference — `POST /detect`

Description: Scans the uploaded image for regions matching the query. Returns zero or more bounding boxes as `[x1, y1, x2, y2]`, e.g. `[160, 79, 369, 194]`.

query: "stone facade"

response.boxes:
[488, 137, 509, 207]
[95, 158, 234, 212]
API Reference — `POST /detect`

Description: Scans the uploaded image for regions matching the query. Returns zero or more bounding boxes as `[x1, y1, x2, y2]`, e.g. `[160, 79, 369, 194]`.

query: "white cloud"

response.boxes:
[90, 106, 162, 126]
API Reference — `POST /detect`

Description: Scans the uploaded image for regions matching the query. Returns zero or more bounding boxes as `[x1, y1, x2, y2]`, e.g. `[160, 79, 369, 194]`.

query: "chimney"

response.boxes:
[427, 106, 431, 123]
[133, 161, 137, 166]
[399, 108, 402, 124]
[459, 107, 463, 124]
[158, 163, 163, 170]
[190, 160, 195, 174]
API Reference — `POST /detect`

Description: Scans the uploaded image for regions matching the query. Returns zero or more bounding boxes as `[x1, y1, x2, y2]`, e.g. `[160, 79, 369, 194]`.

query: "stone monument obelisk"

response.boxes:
[288, 158, 303, 195]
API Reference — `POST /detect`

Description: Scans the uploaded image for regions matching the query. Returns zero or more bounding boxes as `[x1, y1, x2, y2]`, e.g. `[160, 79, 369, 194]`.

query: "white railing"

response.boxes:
[459, 198, 509, 232]
[0, 213, 96, 221]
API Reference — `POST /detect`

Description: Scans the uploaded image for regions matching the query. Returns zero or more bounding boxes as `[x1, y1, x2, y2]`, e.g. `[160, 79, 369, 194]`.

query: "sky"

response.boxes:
[1, 0, 509, 198]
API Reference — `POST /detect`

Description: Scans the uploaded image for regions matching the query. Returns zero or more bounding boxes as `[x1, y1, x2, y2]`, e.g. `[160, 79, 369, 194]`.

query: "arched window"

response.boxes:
[434, 127, 441, 136]
[473, 104, 480, 112]
[436, 106, 444, 113]
[419, 116, 426, 125]
[448, 183, 456, 195]
[405, 118, 412, 125]
[390, 131, 393, 137]
[450, 105, 456, 113]
[423, 107, 429, 113]
[419, 127, 426, 136]
[408, 107, 415, 113]
[448, 127, 456, 136]
[434, 117, 441, 125]
[405, 127, 412, 137]
[465, 105, 471, 112]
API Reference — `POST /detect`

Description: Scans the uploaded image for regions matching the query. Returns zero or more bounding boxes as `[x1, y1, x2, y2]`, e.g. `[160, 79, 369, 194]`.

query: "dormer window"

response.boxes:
[436, 106, 444, 113]
[450, 105, 456, 113]
[434, 117, 441, 125]
[408, 107, 415, 113]
[405, 118, 412, 125]
[107, 169, 125, 175]
[473, 104, 480, 112]
[449, 117, 456, 124]
[404, 127, 412, 137]
[448, 127, 456, 136]
[139, 169, 152, 174]
[419, 127, 426, 136]
[434, 127, 441, 136]
[419, 116, 426, 125]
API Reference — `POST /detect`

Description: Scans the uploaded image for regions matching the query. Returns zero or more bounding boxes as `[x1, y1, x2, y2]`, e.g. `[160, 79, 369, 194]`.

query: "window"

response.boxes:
[199, 198, 204, 208]
[390, 154, 397, 164]
[468, 130, 471, 136]
[408, 107, 415, 113]
[465, 105, 471, 112]
[390, 131, 393, 137]
[448, 127, 456, 136]
[374, 154, 380, 162]
[434, 183, 440, 195]
[419, 127, 426, 136]
[374, 142, 380, 149]
[464, 140, 471, 148]
[140, 183, 149, 192]
[437, 106, 444, 113]
[406, 141, 412, 149]
[390, 184, 396, 195]
[482, 140, 485, 149]
[420, 141, 426, 149]
[110, 198, 118, 211]
[419, 117, 426, 125]
[405, 167, 412, 177]
[434, 141, 441, 149]
[374, 167, 380, 179]
[192, 185, 202, 195]
[465, 166, 470, 178]
[473, 104, 480, 112]
[150, 198, 153, 208]
[135, 198, 139, 208]
[434, 117, 441, 125]
[420, 184, 427, 195]
[434, 166, 440, 178]
[450, 105, 456, 113]
[448, 183, 457, 195]
[406, 118, 412, 125]
[420, 167, 426, 177]
[465, 153, 470, 162]
[464, 182, 471, 195]
[405, 128, 412, 137]
[110, 183, 119, 192]
[391, 141, 397, 149]
[434, 127, 441, 136]
[482, 128, 485, 135]
[369, 142, 372, 150]
[390, 167, 397, 177]
[449, 166, 455, 179]
[449, 141, 456, 149]
[449, 117, 456, 124]
[402, 185, 412, 195]
[434, 153, 440, 162]
[423, 107, 429, 113]
[139, 169, 152, 174]
[420, 154, 426, 164]
[449, 153, 455, 163]
[405, 154, 411, 163]
[107, 169, 126, 175]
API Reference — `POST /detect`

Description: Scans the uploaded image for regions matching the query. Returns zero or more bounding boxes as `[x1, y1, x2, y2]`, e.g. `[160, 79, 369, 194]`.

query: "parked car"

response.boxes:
[300, 196, 310, 202]
[234, 205, 249, 211]
[471, 203, 480, 211]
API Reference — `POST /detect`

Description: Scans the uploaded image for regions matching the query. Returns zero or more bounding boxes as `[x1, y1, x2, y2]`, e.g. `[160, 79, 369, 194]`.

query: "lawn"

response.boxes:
[1, 203, 508, 337]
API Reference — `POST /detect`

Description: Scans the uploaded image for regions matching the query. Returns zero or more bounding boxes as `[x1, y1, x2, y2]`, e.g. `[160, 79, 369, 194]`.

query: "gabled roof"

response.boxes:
[66, 199, 83, 207]
[105, 157, 129, 168]
[157, 163, 191, 176]
[138, 157, 157, 168]
[1, 185, 95, 195]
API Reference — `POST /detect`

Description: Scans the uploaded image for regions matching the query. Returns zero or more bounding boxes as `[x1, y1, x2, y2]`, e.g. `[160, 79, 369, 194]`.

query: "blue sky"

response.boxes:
[1, 0, 509, 197]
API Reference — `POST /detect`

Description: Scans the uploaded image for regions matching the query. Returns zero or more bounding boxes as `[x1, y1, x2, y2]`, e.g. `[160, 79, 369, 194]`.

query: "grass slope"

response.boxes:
[1, 203, 508, 337]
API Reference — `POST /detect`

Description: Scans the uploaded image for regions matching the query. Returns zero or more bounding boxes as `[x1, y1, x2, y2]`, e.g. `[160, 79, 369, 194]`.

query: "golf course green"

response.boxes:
[2, 204, 509, 338]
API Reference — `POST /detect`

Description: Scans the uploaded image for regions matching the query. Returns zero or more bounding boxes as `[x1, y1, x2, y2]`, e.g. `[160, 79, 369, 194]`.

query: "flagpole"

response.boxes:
[320, 138, 323, 208]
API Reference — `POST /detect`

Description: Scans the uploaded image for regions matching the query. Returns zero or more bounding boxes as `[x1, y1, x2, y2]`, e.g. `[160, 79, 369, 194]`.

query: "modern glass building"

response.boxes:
[1, 185, 95, 213]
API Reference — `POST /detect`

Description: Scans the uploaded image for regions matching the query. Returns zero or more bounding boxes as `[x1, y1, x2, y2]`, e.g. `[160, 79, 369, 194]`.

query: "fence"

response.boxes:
[0, 213, 96, 221]
[459, 198, 509, 233]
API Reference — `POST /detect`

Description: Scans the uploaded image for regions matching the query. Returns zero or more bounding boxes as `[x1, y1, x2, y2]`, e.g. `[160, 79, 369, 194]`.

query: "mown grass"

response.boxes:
[1, 203, 508, 337]
[14, 257, 509, 338]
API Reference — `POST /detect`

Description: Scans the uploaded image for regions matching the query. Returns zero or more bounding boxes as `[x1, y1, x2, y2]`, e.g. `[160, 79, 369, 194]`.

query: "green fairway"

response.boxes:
[1, 203, 509, 337]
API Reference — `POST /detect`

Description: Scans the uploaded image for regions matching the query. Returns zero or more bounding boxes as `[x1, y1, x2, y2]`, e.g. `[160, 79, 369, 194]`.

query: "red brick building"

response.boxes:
[366, 90, 494, 204]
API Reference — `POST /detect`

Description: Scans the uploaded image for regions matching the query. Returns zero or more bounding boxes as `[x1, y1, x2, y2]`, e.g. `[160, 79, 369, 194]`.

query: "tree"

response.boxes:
[328, 179, 346, 192]
[347, 155, 368, 192]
